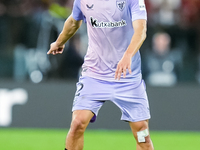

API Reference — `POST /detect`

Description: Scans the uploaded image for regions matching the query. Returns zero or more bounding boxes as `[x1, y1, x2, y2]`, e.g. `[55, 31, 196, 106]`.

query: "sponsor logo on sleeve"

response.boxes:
[139, 0, 146, 11]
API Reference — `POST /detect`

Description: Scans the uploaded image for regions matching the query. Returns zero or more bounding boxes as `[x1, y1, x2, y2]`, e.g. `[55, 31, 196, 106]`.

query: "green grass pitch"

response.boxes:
[0, 128, 199, 150]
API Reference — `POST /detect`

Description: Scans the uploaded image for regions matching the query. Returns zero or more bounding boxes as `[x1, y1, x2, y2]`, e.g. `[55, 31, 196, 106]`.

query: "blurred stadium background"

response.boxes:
[0, 0, 200, 149]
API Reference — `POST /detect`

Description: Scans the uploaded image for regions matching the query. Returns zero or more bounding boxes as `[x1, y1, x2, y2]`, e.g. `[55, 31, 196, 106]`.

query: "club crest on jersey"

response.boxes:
[116, 0, 125, 11]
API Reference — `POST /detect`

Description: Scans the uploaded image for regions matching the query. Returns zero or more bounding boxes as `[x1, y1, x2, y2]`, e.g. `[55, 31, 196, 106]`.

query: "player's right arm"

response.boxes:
[47, 15, 82, 55]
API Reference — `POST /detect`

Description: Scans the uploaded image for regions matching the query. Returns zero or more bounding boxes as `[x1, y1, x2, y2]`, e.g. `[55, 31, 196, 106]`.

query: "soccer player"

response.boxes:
[47, 0, 154, 149]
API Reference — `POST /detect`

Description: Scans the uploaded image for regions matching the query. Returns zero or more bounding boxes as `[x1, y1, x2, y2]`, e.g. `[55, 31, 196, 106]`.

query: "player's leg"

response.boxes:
[66, 76, 110, 150]
[66, 110, 94, 150]
[129, 120, 154, 150]
[113, 79, 153, 149]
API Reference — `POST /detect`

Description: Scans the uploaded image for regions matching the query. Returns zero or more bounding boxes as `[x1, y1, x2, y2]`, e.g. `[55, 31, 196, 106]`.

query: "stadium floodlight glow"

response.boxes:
[30, 70, 43, 83]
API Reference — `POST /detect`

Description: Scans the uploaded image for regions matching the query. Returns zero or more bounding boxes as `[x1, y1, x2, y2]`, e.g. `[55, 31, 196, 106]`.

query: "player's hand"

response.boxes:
[47, 42, 65, 55]
[115, 52, 132, 80]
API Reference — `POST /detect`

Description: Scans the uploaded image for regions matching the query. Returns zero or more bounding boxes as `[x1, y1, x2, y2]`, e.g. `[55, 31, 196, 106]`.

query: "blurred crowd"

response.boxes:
[0, 0, 200, 86]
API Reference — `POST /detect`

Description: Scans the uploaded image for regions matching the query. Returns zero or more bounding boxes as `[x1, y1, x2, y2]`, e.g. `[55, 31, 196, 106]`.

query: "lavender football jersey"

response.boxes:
[72, 0, 147, 82]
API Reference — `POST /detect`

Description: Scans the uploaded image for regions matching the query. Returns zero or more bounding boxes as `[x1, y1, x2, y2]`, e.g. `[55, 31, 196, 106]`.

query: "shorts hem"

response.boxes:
[72, 107, 98, 116]
[121, 116, 151, 123]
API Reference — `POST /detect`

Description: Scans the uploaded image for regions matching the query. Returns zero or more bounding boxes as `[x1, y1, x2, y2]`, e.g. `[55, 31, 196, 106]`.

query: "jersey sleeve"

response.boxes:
[129, 0, 147, 21]
[72, 0, 84, 21]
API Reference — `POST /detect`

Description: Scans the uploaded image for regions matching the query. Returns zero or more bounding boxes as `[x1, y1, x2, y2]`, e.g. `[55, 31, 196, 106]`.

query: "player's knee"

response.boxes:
[70, 118, 87, 134]
[136, 129, 150, 144]
[137, 136, 153, 150]
[138, 135, 151, 144]
[136, 129, 154, 149]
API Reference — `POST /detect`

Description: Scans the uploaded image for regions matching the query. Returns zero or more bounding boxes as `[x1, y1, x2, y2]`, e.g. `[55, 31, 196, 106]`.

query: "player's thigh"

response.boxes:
[72, 76, 111, 122]
[113, 80, 150, 122]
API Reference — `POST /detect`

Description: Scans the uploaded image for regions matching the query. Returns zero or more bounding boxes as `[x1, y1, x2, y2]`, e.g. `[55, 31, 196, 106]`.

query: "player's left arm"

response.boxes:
[115, 19, 147, 80]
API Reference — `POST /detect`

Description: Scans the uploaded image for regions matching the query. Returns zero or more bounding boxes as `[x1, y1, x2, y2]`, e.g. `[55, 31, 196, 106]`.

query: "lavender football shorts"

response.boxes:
[72, 76, 151, 123]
